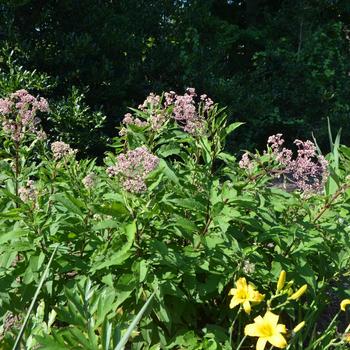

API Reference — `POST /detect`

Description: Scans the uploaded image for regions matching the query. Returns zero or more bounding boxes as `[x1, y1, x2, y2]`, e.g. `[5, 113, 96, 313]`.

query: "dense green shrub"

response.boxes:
[0, 88, 349, 349]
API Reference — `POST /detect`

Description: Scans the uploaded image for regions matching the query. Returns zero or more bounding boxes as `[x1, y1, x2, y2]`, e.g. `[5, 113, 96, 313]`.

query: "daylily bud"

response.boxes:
[340, 299, 350, 311]
[293, 321, 305, 333]
[288, 284, 307, 300]
[277, 270, 286, 292]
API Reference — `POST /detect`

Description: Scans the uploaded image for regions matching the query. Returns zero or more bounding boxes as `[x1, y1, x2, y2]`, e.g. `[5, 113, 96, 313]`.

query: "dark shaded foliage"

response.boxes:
[1, 0, 350, 155]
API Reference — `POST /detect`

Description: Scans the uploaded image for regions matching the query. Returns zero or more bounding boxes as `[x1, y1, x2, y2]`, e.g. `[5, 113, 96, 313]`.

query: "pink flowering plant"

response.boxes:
[0, 89, 48, 143]
[114, 88, 243, 199]
[0, 89, 49, 203]
[238, 133, 329, 194]
[0, 89, 349, 350]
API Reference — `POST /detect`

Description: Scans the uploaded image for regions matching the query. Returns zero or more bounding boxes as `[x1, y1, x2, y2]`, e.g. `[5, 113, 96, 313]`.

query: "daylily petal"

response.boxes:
[340, 299, 350, 311]
[237, 277, 247, 290]
[264, 311, 279, 327]
[247, 284, 256, 297]
[268, 333, 287, 348]
[256, 337, 268, 350]
[229, 298, 241, 309]
[228, 288, 237, 296]
[245, 323, 262, 337]
[253, 315, 264, 324]
[243, 300, 251, 314]
[253, 291, 265, 302]
[277, 324, 287, 333]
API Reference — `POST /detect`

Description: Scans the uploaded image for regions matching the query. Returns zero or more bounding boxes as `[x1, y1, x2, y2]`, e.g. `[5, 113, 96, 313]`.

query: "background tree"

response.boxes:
[1, 0, 350, 155]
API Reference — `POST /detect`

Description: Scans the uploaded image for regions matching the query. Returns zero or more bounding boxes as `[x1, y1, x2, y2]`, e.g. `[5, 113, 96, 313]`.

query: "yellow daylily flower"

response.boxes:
[288, 284, 307, 300]
[244, 311, 287, 350]
[228, 277, 264, 314]
[340, 299, 350, 311]
[276, 270, 286, 292]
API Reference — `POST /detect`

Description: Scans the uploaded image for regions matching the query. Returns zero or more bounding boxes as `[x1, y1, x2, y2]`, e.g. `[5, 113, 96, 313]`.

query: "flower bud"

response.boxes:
[277, 270, 286, 292]
[288, 284, 307, 300]
[293, 321, 305, 333]
[340, 299, 350, 311]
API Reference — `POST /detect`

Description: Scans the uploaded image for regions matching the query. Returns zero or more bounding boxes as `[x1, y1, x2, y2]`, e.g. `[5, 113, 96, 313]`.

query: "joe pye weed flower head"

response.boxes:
[51, 141, 77, 160]
[240, 133, 329, 194]
[107, 146, 159, 193]
[0, 89, 49, 142]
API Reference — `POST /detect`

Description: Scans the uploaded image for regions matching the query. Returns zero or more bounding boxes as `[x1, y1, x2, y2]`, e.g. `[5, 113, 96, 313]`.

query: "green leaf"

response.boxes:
[222, 122, 244, 137]
[158, 159, 179, 184]
[53, 193, 83, 216]
[101, 319, 112, 350]
[93, 219, 120, 230]
[0, 229, 27, 245]
[93, 203, 128, 217]
[12, 245, 59, 350]
[114, 291, 155, 350]
[139, 260, 148, 283]
[91, 221, 136, 271]
[168, 198, 206, 212]
[95, 289, 116, 327]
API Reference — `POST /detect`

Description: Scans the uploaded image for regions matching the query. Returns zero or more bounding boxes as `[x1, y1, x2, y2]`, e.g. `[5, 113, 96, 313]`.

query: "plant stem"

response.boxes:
[14, 140, 20, 207]
[313, 183, 350, 223]
[236, 335, 247, 350]
[12, 244, 59, 350]
[305, 311, 340, 350]
[229, 309, 241, 346]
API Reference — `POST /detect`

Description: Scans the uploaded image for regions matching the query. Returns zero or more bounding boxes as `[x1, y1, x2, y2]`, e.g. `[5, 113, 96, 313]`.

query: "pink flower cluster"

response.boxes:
[239, 152, 254, 171]
[268, 134, 329, 193]
[150, 113, 166, 131]
[0, 89, 49, 142]
[120, 110, 167, 134]
[172, 88, 201, 135]
[172, 88, 214, 135]
[239, 134, 329, 193]
[107, 146, 159, 193]
[164, 91, 176, 107]
[119, 112, 149, 135]
[121, 88, 214, 136]
[122, 113, 148, 128]
[267, 134, 292, 165]
[18, 180, 37, 202]
[51, 141, 77, 160]
[200, 94, 214, 112]
[82, 173, 97, 189]
[169, 88, 214, 135]
[138, 93, 161, 110]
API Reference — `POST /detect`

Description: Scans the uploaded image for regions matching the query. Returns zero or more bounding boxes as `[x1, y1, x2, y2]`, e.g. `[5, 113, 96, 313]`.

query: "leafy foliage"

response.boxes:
[0, 88, 349, 349]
